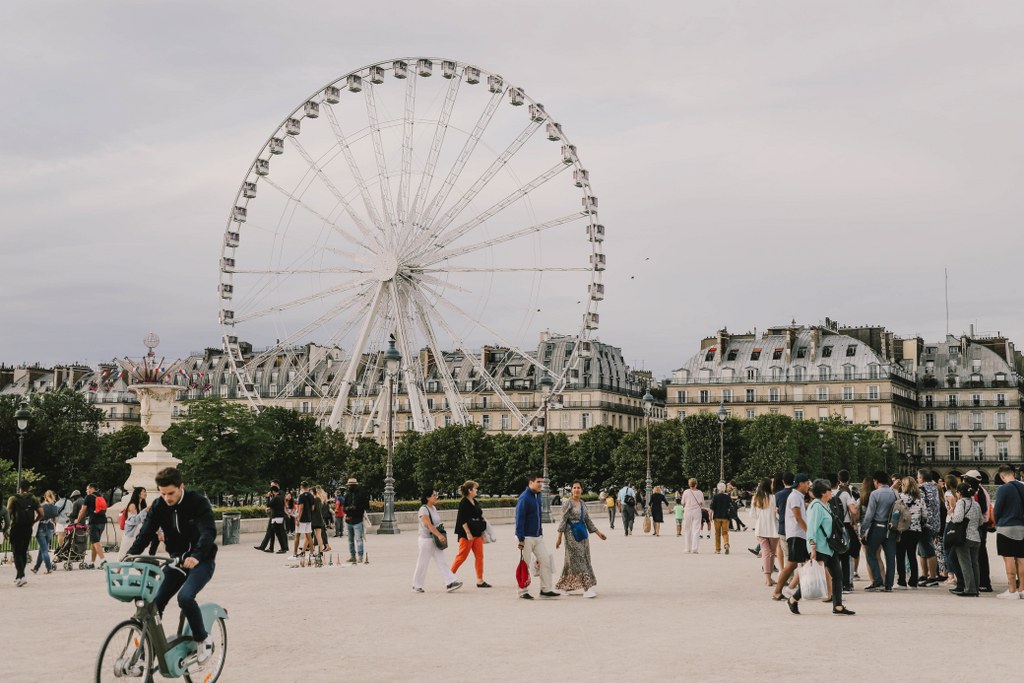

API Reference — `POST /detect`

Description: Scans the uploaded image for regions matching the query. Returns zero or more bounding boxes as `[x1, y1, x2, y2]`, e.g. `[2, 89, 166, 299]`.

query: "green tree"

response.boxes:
[309, 427, 354, 491]
[571, 425, 624, 489]
[738, 414, 798, 481]
[164, 398, 267, 501]
[345, 437, 386, 495]
[95, 425, 147, 492]
[254, 407, 319, 489]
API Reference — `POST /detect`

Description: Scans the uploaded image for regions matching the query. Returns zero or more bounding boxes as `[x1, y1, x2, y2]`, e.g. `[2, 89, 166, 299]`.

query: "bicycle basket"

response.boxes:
[105, 561, 164, 603]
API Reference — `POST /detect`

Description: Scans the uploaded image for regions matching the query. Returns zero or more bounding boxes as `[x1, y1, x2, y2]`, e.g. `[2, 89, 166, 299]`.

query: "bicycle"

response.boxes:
[95, 555, 228, 682]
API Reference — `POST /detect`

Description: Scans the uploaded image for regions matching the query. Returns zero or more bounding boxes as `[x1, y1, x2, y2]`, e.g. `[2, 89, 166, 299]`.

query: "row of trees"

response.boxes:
[1, 393, 897, 501]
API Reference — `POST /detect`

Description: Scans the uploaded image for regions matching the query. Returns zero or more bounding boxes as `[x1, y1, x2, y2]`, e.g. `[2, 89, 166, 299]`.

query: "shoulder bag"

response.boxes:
[944, 499, 973, 549]
[570, 501, 589, 542]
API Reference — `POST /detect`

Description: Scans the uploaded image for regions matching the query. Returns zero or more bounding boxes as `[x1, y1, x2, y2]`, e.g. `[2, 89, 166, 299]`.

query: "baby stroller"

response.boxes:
[54, 523, 90, 570]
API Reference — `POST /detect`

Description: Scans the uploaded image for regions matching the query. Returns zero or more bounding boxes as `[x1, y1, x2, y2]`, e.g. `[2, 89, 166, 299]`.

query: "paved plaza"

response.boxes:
[2, 511, 1017, 681]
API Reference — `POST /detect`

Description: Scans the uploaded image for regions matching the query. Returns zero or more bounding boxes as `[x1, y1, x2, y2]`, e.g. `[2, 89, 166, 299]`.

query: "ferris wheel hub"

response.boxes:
[373, 252, 400, 282]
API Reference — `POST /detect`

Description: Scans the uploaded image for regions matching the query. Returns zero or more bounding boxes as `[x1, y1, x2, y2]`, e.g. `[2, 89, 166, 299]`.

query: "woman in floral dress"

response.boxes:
[555, 481, 607, 598]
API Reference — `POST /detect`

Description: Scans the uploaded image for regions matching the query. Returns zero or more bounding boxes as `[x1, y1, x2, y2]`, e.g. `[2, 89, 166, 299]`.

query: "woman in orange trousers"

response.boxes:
[451, 480, 491, 587]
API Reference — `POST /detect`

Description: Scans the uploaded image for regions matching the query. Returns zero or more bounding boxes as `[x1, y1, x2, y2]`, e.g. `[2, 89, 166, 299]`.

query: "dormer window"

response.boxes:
[705, 348, 716, 361]
[846, 346, 857, 357]
[821, 346, 833, 358]
[750, 348, 761, 361]
[796, 347, 807, 359]
[773, 348, 784, 360]
[727, 348, 738, 361]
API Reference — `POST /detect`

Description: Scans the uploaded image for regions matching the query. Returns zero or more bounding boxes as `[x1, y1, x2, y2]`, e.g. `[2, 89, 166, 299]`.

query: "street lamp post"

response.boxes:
[539, 372, 555, 524]
[717, 403, 728, 484]
[642, 391, 654, 512]
[881, 442, 890, 473]
[377, 337, 402, 535]
[14, 403, 30, 491]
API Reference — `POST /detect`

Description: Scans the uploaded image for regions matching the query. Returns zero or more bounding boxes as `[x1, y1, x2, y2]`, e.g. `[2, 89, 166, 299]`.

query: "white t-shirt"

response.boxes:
[682, 488, 704, 513]
[785, 488, 807, 539]
[418, 505, 441, 539]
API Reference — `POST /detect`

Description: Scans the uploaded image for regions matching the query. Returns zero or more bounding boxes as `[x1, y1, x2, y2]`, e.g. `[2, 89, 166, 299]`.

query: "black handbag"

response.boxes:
[944, 499, 973, 548]
[467, 518, 487, 537]
[433, 523, 448, 550]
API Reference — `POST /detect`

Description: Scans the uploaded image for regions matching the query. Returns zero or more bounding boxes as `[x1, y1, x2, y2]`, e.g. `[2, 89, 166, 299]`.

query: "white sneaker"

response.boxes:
[583, 588, 598, 598]
[16, 578, 26, 587]
[196, 636, 214, 664]
[287, 555, 299, 560]
[782, 585, 795, 599]
[996, 590, 1020, 600]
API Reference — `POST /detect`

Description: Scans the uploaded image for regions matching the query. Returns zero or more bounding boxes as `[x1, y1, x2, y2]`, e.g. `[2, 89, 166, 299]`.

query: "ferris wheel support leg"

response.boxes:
[328, 282, 386, 429]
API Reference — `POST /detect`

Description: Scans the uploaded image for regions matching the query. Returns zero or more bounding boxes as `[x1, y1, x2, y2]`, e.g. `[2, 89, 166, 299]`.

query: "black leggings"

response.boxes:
[795, 551, 844, 608]
[896, 530, 921, 586]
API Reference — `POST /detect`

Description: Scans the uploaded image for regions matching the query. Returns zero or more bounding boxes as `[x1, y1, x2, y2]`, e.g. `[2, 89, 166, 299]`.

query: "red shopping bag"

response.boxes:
[516, 550, 531, 589]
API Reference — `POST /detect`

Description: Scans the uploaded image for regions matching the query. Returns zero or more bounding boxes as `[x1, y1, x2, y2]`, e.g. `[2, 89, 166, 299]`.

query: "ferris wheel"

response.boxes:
[218, 57, 605, 439]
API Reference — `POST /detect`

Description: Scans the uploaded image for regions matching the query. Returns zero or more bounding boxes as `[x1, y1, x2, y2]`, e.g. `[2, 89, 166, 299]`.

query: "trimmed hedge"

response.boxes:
[211, 506, 269, 521]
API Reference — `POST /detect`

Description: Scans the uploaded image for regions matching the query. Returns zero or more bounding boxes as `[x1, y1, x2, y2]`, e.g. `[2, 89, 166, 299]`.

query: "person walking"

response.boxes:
[605, 489, 617, 529]
[895, 477, 926, 589]
[750, 478, 779, 587]
[993, 464, 1024, 599]
[787, 479, 855, 616]
[118, 487, 149, 559]
[727, 481, 748, 532]
[673, 497, 685, 537]
[411, 488, 462, 593]
[555, 481, 607, 597]
[73, 483, 108, 568]
[7, 481, 42, 587]
[681, 478, 705, 553]
[649, 486, 669, 536]
[515, 474, 558, 600]
[772, 474, 810, 602]
[774, 472, 794, 568]
[53, 490, 74, 548]
[949, 482, 983, 597]
[710, 482, 732, 554]
[254, 485, 288, 553]
[31, 490, 58, 574]
[859, 471, 898, 592]
[617, 484, 637, 536]
[450, 480, 490, 588]
[343, 477, 370, 563]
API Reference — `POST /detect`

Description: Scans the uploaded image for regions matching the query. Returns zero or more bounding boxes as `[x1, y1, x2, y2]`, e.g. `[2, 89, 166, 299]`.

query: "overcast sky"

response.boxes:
[3, 1, 1023, 379]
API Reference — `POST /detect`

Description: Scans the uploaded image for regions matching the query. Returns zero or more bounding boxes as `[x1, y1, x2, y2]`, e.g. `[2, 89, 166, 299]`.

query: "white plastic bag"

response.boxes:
[799, 561, 827, 601]
[483, 520, 497, 544]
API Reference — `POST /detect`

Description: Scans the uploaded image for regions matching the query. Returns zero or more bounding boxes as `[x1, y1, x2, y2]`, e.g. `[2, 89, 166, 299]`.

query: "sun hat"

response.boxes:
[963, 470, 982, 480]
[346, 477, 359, 486]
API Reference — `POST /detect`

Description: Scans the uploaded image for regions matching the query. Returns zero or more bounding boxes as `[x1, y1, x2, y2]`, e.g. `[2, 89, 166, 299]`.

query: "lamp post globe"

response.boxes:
[539, 371, 555, 524]
[14, 404, 29, 491]
[716, 402, 728, 485]
[642, 391, 654, 511]
[378, 337, 402, 534]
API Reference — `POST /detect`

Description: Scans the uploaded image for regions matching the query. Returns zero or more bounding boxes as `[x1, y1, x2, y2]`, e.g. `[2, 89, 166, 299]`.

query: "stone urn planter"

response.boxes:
[123, 383, 184, 496]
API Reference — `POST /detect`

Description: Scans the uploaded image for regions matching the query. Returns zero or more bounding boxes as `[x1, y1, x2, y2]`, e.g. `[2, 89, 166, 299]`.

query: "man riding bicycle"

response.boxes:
[128, 467, 218, 664]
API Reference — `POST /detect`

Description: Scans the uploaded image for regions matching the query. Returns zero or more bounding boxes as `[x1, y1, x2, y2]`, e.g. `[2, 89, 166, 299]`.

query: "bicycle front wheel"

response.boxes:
[183, 617, 227, 683]
[95, 619, 154, 683]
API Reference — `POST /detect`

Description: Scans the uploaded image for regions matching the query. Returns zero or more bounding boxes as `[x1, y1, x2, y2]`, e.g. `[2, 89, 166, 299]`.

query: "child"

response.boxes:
[700, 507, 712, 538]
[673, 500, 685, 537]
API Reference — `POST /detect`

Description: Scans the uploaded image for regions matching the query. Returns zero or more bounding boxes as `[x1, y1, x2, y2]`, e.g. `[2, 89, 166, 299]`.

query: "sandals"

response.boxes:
[832, 606, 856, 616]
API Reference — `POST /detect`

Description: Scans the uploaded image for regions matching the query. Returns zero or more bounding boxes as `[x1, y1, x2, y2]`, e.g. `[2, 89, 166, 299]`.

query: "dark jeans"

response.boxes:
[257, 520, 287, 551]
[896, 529, 921, 586]
[333, 518, 345, 537]
[34, 526, 54, 571]
[794, 550, 843, 608]
[840, 523, 858, 588]
[865, 525, 897, 588]
[978, 528, 992, 589]
[155, 560, 216, 642]
[10, 525, 31, 580]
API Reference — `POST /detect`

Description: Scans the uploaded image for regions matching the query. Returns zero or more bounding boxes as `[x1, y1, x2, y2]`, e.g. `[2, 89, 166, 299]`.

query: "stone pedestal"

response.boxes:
[122, 384, 183, 497]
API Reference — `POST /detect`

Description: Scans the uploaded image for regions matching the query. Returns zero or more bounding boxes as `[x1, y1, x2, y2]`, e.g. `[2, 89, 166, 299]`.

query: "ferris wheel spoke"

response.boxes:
[426, 163, 572, 252]
[407, 291, 471, 425]
[396, 75, 416, 231]
[323, 104, 387, 232]
[287, 137, 384, 252]
[389, 282, 430, 432]
[402, 272, 472, 294]
[233, 267, 371, 275]
[418, 120, 542, 251]
[406, 74, 462, 237]
[420, 266, 591, 273]
[232, 277, 372, 324]
[363, 82, 398, 238]
[262, 177, 378, 253]
[417, 90, 503, 239]
[405, 284, 528, 426]
[328, 281, 386, 428]
[420, 212, 585, 266]
[416, 280, 559, 381]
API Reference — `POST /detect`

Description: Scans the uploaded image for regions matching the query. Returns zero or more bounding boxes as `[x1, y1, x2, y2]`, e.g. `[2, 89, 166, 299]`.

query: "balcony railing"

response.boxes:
[666, 391, 913, 405]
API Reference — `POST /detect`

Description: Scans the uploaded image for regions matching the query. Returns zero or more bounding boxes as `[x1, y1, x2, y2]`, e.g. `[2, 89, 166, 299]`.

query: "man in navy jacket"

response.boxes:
[515, 475, 558, 600]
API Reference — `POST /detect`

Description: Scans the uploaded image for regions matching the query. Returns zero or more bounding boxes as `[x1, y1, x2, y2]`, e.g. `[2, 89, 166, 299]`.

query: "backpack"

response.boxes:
[889, 495, 911, 534]
[12, 494, 36, 528]
[94, 495, 109, 514]
[824, 501, 849, 555]
[827, 491, 847, 524]
[119, 507, 128, 530]
[624, 494, 635, 507]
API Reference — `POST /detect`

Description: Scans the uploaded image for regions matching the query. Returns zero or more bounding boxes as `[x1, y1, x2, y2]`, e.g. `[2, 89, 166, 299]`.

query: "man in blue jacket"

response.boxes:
[515, 475, 558, 600]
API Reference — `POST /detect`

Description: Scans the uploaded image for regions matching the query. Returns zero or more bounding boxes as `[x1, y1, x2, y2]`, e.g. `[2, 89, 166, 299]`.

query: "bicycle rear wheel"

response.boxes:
[95, 619, 154, 682]
[183, 617, 227, 683]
